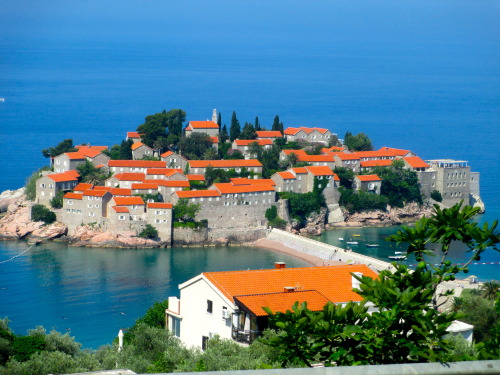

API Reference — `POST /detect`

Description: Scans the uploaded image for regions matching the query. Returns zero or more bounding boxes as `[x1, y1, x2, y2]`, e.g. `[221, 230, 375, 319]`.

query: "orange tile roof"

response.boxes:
[113, 196, 145, 206]
[234, 139, 273, 146]
[64, 152, 86, 160]
[333, 173, 340, 181]
[291, 167, 307, 174]
[110, 188, 132, 196]
[175, 190, 221, 198]
[202, 265, 378, 305]
[76, 145, 108, 156]
[360, 159, 393, 168]
[160, 151, 174, 158]
[131, 142, 150, 151]
[305, 166, 335, 176]
[212, 183, 275, 194]
[352, 150, 399, 159]
[230, 178, 275, 186]
[73, 183, 93, 191]
[277, 171, 296, 180]
[355, 174, 382, 182]
[187, 120, 219, 129]
[284, 127, 329, 135]
[108, 160, 166, 168]
[63, 192, 83, 200]
[235, 290, 331, 316]
[147, 202, 173, 209]
[47, 171, 80, 182]
[144, 179, 190, 187]
[188, 159, 262, 168]
[66, 170, 80, 178]
[132, 183, 159, 190]
[256, 131, 283, 138]
[403, 156, 429, 169]
[186, 174, 205, 181]
[92, 186, 112, 191]
[378, 147, 411, 156]
[282, 149, 307, 156]
[210, 137, 219, 144]
[112, 206, 129, 213]
[300, 155, 335, 162]
[83, 190, 110, 197]
[112, 173, 146, 181]
[127, 131, 141, 138]
[334, 153, 360, 160]
[322, 146, 344, 153]
[146, 168, 182, 175]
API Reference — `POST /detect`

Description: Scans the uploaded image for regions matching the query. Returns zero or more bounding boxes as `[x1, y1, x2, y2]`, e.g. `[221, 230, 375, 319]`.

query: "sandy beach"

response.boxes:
[252, 238, 346, 267]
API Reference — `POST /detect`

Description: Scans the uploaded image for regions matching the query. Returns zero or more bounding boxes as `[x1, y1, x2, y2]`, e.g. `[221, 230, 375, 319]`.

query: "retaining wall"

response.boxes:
[267, 228, 394, 272]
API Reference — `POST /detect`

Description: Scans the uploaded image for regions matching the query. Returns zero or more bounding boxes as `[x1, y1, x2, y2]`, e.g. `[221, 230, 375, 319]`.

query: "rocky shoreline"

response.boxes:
[0, 188, 434, 248]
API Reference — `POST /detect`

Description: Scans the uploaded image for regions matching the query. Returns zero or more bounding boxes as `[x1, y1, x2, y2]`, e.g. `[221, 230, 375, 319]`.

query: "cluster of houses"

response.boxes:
[35, 109, 480, 243]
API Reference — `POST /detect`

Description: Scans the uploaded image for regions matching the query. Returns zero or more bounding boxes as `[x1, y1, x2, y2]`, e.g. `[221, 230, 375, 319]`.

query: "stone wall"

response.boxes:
[267, 228, 394, 272]
[172, 226, 266, 246]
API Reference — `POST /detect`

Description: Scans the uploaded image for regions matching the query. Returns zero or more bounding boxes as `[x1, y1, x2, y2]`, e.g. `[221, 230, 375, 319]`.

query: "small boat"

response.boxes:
[394, 251, 406, 254]
[346, 241, 359, 245]
[388, 255, 407, 260]
[365, 244, 379, 248]
[0, 98, 5, 102]
[353, 234, 361, 237]
[338, 238, 344, 241]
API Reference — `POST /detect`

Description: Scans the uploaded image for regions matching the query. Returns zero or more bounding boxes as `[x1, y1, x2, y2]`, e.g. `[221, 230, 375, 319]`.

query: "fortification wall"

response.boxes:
[267, 228, 394, 272]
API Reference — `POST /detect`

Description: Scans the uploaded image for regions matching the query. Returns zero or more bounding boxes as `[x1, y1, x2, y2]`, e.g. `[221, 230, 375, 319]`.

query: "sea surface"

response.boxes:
[0, 0, 498, 348]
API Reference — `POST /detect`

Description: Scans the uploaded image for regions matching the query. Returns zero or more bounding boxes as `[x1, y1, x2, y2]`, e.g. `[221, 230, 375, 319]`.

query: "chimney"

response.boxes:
[284, 286, 296, 293]
[275, 262, 286, 269]
[352, 272, 363, 290]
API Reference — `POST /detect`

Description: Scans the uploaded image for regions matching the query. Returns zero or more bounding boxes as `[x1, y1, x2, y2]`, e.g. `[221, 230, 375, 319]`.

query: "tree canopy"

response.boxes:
[229, 111, 241, 141]
[41, 139, 77, 159]
[239, 123, 257, 140]
[373, 160, 422, 207]
[344, 131, 373, 151]
[272, 115, 284, 132]
[178, 133, 213, 160]
[136, 109, 186, 148]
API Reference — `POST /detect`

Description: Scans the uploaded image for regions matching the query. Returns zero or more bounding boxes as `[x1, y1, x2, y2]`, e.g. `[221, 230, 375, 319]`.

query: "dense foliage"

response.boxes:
[138, 224, 158, 239]
[136, 109, 185, 148]
[229, 111, 241, 141]
[173, 198, 201, 223]
[178, 132, 213, 160]
[103, 139, 133, 160]
[76, 160, 109, 186]
[339, 188, 388, 213]
[31, 204, 56, 224]
[343, 131, 373, 151]
[41, 139, 77, 159]
[263, 203, 500, 367]
[333, 167, 354, 189]
[431, 189, 443, 202]
[50, 191, 65, 209]
[24, 170, 46, 201]
[265, 205, 287, 229]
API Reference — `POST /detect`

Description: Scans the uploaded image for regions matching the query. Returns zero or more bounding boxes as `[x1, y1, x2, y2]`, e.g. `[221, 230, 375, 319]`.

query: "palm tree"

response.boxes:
[481, 281, 500, 300]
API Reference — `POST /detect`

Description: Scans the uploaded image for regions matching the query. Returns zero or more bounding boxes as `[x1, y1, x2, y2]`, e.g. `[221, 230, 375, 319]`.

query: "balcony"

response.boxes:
[232, 328, 263, 344]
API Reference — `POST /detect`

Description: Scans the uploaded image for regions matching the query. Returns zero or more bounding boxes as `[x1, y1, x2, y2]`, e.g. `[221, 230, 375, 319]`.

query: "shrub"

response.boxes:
[24, 171, 42, 201]
[138, 224, 158, 239]
[50, 191, 65, 209]
[31, 204, 56, 224]
[268, 218, 287, 229]
[265, 206, 278, 221]
[431, 190, 443, 202]
[339, 188, 388, 213]
[11, 336, 45, 362]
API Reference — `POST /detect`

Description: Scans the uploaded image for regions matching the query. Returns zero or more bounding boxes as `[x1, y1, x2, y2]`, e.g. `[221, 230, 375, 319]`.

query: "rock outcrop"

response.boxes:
[69, 225, 162, 248]
[331, 203, 433, 228]
[299, 207, 327, 236]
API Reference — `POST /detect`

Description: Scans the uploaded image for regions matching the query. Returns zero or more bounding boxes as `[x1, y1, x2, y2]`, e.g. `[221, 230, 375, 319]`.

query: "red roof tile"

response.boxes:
[202, 265, 378, 304]
[277, 171, 296, 180]
[73, 183, 93, 191]
[210, 137, 219, 144]
[131, 142, 150, 151]
[300, 155, 335, 162]
[255, 131, 283, 138]
[186, 174, 205, 181]
[92, 186, 112, 191]
[75, 145, 108, 158]
[234, 139, 273, 146]
[360, 159, 393, 168]
[230, 178, 275, 186]
[110, 188, 132, 196]
[378, 147, 411, 156]
[132, 183, 159, 190]
[112, 173, 146, 181]
[63, 192, 83, 200]
[355, 174, 382, 182]
[63, 152, 86, 160]
[147, 202, 173, 209]
[187, 121, 219, 129]
[113, 196, 145, 206]
[291, 167, 307, 174]
[284, 127, 329, 135]
[127, 132, 141, 138]
[175, 190, 221, 198]
[334, 153, 360, 161]
[212, 183, 275, 194]
[47, 171, 80, 182]
[188, 159, 262, 168]
[83, 190, 110, 197]
[160, 151, 174, 158]
[403, 156, 429, 169]
[108, 160, 166, 168]
[144, 179, 190, 187]
[112, 206, 129, 213]
[305, 166, 335, 176]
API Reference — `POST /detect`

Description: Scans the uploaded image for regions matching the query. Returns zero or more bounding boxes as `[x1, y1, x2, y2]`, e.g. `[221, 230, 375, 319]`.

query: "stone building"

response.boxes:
[53, 152, 86, 173]
[144, 180, 190, 202]
[160, 151, 188, 171]
[146, 202, 173, 243]
[145, 168, 186, 181]
[359, 159, 393, 172]
[232, 139, 272, 159]
[426, 159, 471, 206]
[107, 160, 166, 174]
[126, 131, 142, 143]
[75, 145, 111, 168]
[36, 170, 80, 206]
[105, 172, 145, 188]
[184, 121, 220, 137]
[255, 130, 283, 142]
[283, 127, 335, 144]
[109, 196, 146, 221]
[353, 175, 382, 195]
[333, 153, 360, 173]
[131, 142, 154, 160]
[188, 159, 263, 175]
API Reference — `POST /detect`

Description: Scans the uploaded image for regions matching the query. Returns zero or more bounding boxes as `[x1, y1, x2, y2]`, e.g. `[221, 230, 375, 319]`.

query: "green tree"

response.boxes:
[137, 109, 186, 148]
[259, 145, 280, 179]
[138, 224, 158, 239]
[41, 139, 77, 159]
[173, 198, 201, 222]
[344, 131, 373, 151]
[50, 191, 65, 209]
[430, 189, 443, 202]
[134, 301, 169, 329]
[239, 122, 257, 140]
[217, 112, 222, 127]
[229, 111, 241, 141]
[76, 160, 109, 186]
[272, 115, 284, 132]
[254, 116, 261, 131]
[333, 167, 354, 189]
[373, 160, 422, 207]
[24, 170, 44, 201]
[202, 147, 218, 160]
[481, 281, 500, 300]
[31, 205, 56, 224]
[178, 133, 213, 160]
[224, 149, 245, 160]
[104, 139, 133, 160]
[248, 141, 263, 160]
[220, 124, 229, 143]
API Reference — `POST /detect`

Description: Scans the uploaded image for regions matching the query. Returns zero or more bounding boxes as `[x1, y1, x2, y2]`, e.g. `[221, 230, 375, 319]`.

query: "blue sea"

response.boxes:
[0, 0, 499, 348]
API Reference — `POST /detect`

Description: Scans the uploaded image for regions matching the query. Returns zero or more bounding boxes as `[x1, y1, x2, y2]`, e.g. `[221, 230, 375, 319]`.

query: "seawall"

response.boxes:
[266, 228, 395, 272]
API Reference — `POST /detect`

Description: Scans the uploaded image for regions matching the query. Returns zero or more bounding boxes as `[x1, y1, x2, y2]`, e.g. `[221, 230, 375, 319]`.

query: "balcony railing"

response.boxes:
[232, 328, 264, 344]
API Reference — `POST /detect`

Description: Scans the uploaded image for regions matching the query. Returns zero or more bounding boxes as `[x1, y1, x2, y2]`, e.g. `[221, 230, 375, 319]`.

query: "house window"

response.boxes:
[202, 336, 209, 351]
[41, 183, 46, 189]
[119, 215, 125, 220]
[207, 300, 213, 314]
[68, 200, 73, 205]
[171, 317, 181, 337]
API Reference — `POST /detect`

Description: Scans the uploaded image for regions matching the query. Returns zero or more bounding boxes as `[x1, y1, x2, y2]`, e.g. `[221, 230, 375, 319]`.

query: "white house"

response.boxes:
[166, 264, 378, 349]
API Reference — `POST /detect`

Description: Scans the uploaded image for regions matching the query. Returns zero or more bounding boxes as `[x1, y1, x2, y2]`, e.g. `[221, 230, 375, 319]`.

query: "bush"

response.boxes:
[24, 171, 42, 201]
[265, 206, 278, 221]
[268, 218, 287, 229]
[11, 336, 45, 362]
[50, 191, 65, 209]
[431, 190, 443, 202]
[339, 188, 388, 213]
[138, 224, 158, 239]
[31, 204, 56, 224]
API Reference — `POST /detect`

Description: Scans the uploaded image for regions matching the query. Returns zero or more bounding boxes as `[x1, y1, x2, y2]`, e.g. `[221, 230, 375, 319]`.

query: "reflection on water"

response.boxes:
[0, 241, 308, 349]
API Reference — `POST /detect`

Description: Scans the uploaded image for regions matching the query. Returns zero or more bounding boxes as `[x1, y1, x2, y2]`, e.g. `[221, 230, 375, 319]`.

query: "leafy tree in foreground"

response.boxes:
[430, 189, 443, 202]
[41, 139, 77, 159]
[239, 122, 257, 140]
[263, 202, 499, 366]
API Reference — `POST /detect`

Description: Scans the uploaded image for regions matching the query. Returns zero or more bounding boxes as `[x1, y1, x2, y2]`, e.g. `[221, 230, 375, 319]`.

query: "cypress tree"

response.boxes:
[255, 116, 261, 131]
[230, 111, 241, 141]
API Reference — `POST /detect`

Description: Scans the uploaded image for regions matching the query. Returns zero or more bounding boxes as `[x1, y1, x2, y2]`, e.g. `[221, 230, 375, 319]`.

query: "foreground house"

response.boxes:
[36, 170, 80, 206]
[166, 264, 378, 348]
[283, 127, 335, 144]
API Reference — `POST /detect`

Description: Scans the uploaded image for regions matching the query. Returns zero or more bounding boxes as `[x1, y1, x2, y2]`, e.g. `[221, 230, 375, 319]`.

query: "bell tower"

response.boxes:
[212, 108, 217, 123]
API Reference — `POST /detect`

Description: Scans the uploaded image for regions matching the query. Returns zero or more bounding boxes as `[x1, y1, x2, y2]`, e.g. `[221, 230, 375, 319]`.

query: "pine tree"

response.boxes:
[255, 116, 261, 131]
[217, 112, 222, 127]
[272, 115, 284, 132]
[230, 111, 241, 141]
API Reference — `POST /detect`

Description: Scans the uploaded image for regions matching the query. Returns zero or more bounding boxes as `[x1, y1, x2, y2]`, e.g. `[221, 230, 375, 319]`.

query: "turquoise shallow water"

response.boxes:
[0, 241, 309, 348]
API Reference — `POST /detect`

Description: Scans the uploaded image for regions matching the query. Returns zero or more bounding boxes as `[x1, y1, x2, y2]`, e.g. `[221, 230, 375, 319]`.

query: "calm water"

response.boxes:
[0, 0, 499, 348]
[0, 241, 309, 348]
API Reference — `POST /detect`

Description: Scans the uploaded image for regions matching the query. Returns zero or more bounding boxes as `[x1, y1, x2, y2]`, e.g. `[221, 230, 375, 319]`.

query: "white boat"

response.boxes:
[338, 238, 344, 241]
[0, 98, 5, 102]
[394, 251, 406, 254]
[346, 241, 359, 245]
[388, 255, 407, 260]
[365, 244, 380, 248]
